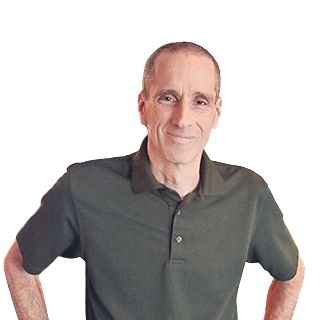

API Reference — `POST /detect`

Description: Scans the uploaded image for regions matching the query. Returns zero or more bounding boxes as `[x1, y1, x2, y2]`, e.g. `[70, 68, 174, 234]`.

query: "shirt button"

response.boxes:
[176, 235, 183, 243]
[176, 210, 182, 216]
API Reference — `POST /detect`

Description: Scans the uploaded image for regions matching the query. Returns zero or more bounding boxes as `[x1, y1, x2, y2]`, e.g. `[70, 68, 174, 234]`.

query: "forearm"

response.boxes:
[264, 257, 305, 320]
[4, 241, 49, 320]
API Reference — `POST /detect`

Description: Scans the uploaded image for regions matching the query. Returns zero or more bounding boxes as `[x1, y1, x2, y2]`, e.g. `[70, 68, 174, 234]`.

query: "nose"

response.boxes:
[170, 100, 192, 128]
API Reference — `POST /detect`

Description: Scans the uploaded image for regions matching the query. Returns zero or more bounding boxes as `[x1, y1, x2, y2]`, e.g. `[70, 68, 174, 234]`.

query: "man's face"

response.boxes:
[138, 52, 221, 165]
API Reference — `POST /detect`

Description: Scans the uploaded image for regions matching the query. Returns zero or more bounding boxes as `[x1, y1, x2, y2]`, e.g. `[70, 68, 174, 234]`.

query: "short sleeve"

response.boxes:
[16, 168, 81, 275]
[247, 186, 299, 281]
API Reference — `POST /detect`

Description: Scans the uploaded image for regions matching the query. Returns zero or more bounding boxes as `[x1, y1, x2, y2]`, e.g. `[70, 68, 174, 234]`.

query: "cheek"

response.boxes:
[145, 107, 169, 127]
[197, 116, 216, 133]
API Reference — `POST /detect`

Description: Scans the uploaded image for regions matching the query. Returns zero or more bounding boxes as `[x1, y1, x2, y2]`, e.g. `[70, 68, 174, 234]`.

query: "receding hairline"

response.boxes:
[142, 41, 221, 99]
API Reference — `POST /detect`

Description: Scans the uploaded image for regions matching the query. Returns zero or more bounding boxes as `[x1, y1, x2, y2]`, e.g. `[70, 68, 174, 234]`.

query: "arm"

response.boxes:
[264, 257, 305, 320]
[4, 241, 49, 320]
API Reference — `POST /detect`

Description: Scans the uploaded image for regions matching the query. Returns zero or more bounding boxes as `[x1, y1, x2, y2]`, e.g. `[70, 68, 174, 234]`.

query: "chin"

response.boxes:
[165, 151, 198, 165]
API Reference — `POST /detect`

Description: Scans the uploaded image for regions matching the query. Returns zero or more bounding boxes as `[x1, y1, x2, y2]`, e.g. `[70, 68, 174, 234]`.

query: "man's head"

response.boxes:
[138, 41, 222, 166]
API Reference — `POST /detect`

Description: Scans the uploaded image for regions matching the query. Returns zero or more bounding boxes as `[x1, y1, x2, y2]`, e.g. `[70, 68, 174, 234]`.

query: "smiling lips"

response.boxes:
[166, 131, 195, 142]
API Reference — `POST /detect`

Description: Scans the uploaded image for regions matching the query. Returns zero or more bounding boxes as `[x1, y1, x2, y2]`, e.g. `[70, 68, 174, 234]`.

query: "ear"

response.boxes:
[212, 96, 222, 129]
[138, 91, 147, 126]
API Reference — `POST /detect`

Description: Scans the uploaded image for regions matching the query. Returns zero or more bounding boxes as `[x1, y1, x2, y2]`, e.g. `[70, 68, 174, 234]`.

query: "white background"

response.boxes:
[1, 0, 319, 318]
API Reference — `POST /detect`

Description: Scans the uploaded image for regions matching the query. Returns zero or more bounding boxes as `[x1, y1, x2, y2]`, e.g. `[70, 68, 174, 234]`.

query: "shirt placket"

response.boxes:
[170, 206, 186, 262]
[159, 189, 194, 263]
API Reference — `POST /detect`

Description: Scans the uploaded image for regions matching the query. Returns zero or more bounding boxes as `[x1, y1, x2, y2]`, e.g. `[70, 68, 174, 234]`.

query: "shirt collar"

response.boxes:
[131, 137, 228, 196]
[199, 152, 228, 197]
[131, 138, 163, 193]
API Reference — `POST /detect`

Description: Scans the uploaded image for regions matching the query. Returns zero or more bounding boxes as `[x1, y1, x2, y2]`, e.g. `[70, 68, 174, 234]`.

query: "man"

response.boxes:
[4, 42, 304, 319]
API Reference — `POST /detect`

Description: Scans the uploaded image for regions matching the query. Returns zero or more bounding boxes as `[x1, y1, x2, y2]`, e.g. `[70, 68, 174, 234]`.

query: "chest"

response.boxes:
[75, 188, 257, 276]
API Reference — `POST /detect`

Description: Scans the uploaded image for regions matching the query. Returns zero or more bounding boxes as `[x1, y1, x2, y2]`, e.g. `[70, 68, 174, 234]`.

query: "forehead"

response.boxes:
[150, 52, 218, 93]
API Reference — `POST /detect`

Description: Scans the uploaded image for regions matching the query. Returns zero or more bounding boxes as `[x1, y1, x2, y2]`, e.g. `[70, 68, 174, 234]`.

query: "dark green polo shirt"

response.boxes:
[17, 138, 298, 320]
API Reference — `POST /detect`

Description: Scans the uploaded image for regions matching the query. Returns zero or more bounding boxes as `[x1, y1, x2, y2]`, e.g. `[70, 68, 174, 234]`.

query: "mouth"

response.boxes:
[166, 131, 194, 142]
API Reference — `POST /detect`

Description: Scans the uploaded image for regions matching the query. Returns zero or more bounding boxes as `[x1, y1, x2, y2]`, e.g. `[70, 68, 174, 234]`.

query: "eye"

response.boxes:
[158, 94, 177, 105]
[194, 98, 209, 109]
[195, 100, 208, 105]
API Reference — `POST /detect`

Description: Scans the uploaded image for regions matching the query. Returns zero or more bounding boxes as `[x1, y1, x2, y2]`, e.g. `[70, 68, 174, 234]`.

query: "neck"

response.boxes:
[148, 153, 201, 199]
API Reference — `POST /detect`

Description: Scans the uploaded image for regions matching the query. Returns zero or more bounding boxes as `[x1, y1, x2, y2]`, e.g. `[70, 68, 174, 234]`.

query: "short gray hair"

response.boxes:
[142, 41, 221, 100]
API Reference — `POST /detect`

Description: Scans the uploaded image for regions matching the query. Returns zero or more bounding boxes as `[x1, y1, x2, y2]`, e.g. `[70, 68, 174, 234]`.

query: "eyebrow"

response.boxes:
[193, 91, 215, 103]
[154, 89, 180, 98]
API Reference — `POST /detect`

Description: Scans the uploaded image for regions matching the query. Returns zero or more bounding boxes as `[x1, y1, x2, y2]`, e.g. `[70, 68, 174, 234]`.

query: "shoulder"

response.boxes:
[213, 160, 268, 193]
[66, 154, 133, 183]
